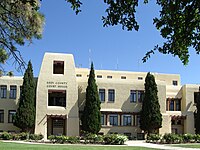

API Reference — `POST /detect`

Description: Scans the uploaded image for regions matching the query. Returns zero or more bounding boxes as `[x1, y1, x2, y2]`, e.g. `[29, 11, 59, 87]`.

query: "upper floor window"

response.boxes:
[53, 61, 64, 74]
[76, 74, 82, 77]
[10, 85, 17, 99]
[97, 75, 102, 78]
[0, 110, 4, 123]
[123, 115, 132, 126]
[172, 80, 178, 86]
[48, 90, 66, 107]
[99, 89, 105, 102]
[8, 110, 16, 123]
[166, 98, 181, 111]
[109, 114, 118, 126]
[0, 85, 7, 99]
[108, 89, 115, 102]
[130, 90, 144, 103]
[138, 77, 143, 80]
[121, 76, 126, 79]
[107, 76, 112, 79]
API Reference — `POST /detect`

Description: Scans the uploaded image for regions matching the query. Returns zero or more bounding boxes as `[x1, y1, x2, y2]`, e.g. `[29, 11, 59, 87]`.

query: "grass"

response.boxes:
[0, 141, 154, 150]
[172, 143, 200, 148]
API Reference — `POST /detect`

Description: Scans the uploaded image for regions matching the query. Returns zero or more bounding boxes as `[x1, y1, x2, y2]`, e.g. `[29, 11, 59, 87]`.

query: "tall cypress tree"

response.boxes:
[140, 72, 162, 134]
[81, 62, 101, 134]
[14, 61, 36, 133]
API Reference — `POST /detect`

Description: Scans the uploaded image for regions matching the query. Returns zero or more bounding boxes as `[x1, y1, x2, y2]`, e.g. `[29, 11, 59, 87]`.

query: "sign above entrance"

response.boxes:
[46, 81, 67, 88]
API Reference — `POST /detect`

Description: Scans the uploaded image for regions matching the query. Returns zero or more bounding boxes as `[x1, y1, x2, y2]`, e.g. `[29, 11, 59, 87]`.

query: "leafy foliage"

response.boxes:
[13, 61, 36, 132]
[0, 0, 44, 70]
[81, 62, 101, 134]
[140, 72, 162, 134]
[143, 0, 200, 65]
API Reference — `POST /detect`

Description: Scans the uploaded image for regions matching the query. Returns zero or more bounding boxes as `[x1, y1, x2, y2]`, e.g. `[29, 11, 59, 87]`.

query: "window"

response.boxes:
[121, 76, 126, 79]
[97, 75, 102, 78]
[130, 90, 137, 103]
[0, 85, 7, 99]
[108, 89, 115, 102]
[76, 74, 82, 77]
[138, 91, 144, 103]
[194, 92, 199, 104]
[172, 80, 178, 86]
[107, 76, 112, 79]
[53, 119, 64, 128]
[138, 77, 143, 80]
[123, 115, 132, 126]
[9, 85, 17, 99]
[136, 115, 140, 126]
[8, 110, 16, 123]
[109, 114, 118, 126]
[48, 90, 66, 107]
[130, 90, 144, 103]
[0, 110, 4, 123]
[166, 98, 181, 111]
[99, 89, 105, 102]
[101, 114, 104, 125]
[53, 61, 64, 74]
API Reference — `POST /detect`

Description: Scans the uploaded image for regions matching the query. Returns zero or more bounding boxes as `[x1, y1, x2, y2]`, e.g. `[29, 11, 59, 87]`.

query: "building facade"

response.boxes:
[0, 53, 199, 139]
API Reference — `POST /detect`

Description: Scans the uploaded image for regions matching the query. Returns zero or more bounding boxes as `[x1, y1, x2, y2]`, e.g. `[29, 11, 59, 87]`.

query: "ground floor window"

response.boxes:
[109, 114, 118, 126]
[123, 115, 132, 126]
[8, 110, 16, 123]
[0, 110, 4, 123]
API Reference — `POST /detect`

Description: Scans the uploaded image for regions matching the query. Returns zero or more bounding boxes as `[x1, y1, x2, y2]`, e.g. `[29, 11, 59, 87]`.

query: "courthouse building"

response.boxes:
[0, 53, 199, 139]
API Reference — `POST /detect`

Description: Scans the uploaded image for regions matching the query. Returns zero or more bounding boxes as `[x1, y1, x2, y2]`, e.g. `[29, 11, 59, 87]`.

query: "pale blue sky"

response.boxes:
[5, 0, 200, 85]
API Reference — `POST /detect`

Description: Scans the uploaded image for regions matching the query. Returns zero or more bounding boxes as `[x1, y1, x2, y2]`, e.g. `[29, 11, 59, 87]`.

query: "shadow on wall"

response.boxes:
[78, 86, 86, 112]
[121, 95, 142, 112]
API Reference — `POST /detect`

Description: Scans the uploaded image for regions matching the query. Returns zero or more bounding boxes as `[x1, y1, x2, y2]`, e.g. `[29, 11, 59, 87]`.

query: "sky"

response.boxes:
[4, 0, 200, 85]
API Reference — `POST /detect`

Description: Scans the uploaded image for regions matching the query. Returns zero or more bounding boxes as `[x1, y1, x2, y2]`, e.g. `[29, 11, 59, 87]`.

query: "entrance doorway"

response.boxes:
[52, 119, 65, 135]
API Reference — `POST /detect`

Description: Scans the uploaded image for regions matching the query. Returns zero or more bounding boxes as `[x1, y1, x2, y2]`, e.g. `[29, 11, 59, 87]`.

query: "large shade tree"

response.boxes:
[0, 0, 199, 68]
[14, 61, 36, 132]
[140, 72, 162, 134]
[81, 62, 101, 134]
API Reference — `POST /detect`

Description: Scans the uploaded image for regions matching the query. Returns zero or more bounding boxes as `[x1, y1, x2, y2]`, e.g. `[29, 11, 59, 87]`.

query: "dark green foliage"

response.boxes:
[14, 61, 36, 132]
[0, 0, 44, 70]
[103, 134, 128, 145]
[140, 72, 162, 134]
[195, 92, 200, 134]
[81, 62, 101, 134]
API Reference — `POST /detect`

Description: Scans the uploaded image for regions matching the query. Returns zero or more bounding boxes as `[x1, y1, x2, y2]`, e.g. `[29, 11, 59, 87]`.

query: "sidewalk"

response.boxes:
[125, 140, 200, 150]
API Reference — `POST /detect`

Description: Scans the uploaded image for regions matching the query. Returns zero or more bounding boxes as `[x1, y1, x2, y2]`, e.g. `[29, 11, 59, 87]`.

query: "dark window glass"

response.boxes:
[123, 115, 132, 126]
[0, 85, 7, 98]
[48, 90, 66, 107]
[10, 85, 17, 99]
[136, 115, 140, 126]
[99, 89, 105, 102]
[0, 110, 4, 123]
[107, 76, 112, 79]
[176, 99, 181, 111]
[130, 90, 137, 103]
[8, 110, 16, 123]
[173, 80, 178, 86]
[108, 89, 115, 102]
[101, 114, 104, 125]
[53, 61, 64, 74]
[169, 101, 174, 111]
[109, 114, 118, 126]
[138, 91, 144, 103]
[97, 75, 102, 78]
[121, 76, 126, 79]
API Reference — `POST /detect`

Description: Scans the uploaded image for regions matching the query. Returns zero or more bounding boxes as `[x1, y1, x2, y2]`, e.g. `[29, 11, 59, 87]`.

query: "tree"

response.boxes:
[194, 91, 200, 134]
[140, 72, 162, 134]
[14, 61, 36, 132]
[81, 62, 101, 134]
[0, 0, 44, 70]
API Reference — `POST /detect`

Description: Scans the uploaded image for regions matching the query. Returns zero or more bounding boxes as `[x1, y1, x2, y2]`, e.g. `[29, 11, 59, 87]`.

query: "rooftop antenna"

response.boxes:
[116, 57, 119, 70]
[89, 49, 91, 68]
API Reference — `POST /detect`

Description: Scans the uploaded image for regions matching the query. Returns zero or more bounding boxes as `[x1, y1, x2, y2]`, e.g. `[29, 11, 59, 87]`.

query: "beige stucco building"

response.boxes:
[0, 53, 199, 139]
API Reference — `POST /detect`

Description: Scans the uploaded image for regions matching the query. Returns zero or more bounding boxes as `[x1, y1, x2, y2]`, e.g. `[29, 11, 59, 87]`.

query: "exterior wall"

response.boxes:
[0, 76, 23, 132]
[0, 52, 199, 139]
[35, 53, 79, 139]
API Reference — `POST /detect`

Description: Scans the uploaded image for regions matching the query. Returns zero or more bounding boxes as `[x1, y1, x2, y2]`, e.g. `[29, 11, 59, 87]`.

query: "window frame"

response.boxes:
[0, 85, 7, 99]
[123, 115, 132, 126]
[108, 89, 115, 102]
[8, 110, 16, 123]
[109, 114, 118, 126]
[53, 61, 64, 74]
[9, 85, 17, 99]
[0, 110, 4, 123]
[99, 89, 105, 102]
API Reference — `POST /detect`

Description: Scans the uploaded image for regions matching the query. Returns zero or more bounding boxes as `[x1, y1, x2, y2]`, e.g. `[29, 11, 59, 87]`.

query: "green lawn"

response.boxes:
[0, 141, 155, 150]
[172, 143, 200, 148]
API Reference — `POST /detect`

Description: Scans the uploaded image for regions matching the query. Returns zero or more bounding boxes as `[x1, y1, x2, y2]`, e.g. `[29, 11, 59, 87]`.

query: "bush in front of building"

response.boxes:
[48, 135, 80, 144]
[83, 133, 103, 144]
[146, 134, 161, 143]
[103, 134, 128, 145]
[0, 132, 13, 140]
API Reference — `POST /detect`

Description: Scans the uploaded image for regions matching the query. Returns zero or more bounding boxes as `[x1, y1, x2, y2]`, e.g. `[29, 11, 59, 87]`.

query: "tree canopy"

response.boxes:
[14, 61, 36, 132]
[140, 72, 162, 134]
[0, 0, 44, 71]
[81, 62, 101, 134]
[0, 0, 199, 69]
